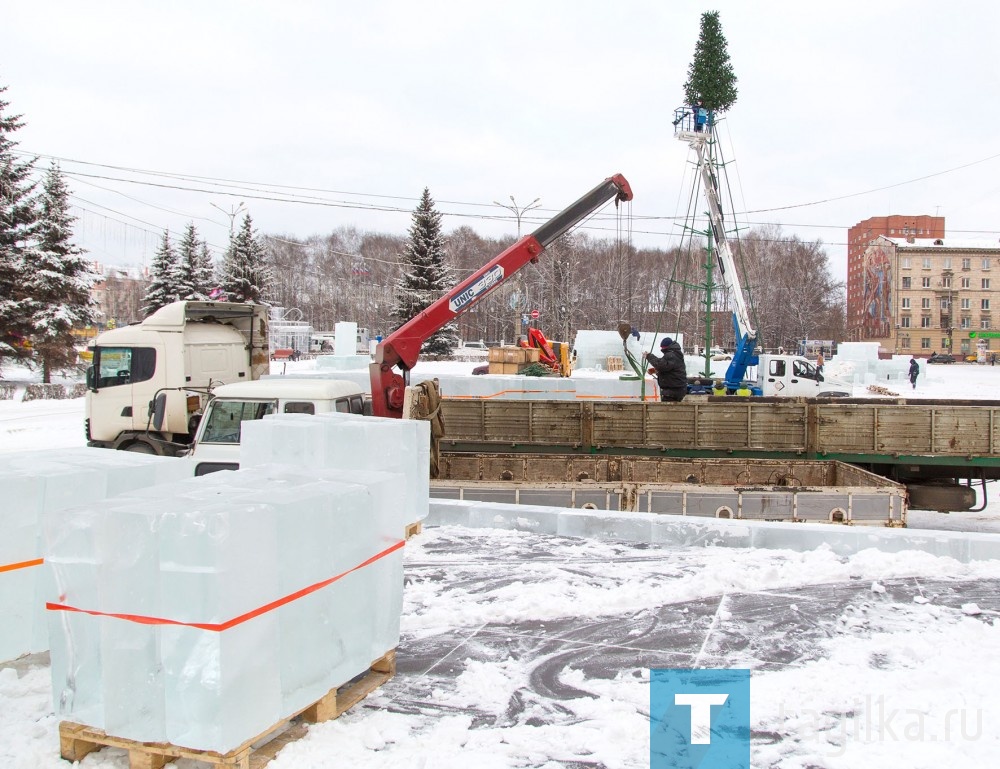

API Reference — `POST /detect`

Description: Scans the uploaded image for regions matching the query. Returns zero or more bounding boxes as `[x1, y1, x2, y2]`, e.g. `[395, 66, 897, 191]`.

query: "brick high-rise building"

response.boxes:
[847, 215, 945, 342]
[848, 225, 1000, 357]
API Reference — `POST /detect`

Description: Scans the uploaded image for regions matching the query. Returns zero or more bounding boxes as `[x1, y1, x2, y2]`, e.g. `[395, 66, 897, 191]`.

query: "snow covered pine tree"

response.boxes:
[391, 188, 459, 355]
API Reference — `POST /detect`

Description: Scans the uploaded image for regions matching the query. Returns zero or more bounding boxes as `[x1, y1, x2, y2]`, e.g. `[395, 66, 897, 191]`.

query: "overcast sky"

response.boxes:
[3, 1, 999, 281]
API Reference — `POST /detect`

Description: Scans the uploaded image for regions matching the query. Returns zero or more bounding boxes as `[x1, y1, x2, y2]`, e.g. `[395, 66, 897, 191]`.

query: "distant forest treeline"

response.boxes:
[264, 222, 845, 351]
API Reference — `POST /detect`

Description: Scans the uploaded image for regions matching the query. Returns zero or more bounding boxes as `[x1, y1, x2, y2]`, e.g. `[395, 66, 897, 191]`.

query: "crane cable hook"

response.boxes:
[613, 201, 649, 397]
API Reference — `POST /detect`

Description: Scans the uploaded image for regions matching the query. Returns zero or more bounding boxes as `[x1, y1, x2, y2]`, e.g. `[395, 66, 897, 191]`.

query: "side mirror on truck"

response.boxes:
[151, 392, 167, 431]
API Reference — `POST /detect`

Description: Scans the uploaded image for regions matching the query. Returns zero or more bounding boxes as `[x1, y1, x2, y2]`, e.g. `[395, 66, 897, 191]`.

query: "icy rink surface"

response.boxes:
[1, 360, 1000, 767]
[3, 524, 999, 768]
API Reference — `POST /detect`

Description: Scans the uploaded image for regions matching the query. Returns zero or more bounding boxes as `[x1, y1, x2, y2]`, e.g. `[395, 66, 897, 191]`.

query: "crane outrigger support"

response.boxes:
[370, 174, 634, 419]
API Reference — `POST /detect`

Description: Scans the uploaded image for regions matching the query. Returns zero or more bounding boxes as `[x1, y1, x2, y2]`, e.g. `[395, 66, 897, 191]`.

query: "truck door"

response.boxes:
[763, 358, 788, 395]
[785, 359, 822, 396]
[88, 346, 158, 439]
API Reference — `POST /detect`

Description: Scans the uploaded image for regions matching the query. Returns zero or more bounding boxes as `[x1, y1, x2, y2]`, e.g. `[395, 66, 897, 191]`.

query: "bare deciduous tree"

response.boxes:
[260, 221, 843, 354]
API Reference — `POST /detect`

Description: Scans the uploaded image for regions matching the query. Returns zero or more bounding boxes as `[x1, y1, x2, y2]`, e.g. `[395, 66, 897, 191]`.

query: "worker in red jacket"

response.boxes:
[644, 337, 688, 402]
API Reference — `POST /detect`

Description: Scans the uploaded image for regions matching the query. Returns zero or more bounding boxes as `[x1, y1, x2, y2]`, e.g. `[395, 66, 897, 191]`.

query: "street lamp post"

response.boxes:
[210, 201, 247, 239]
[493, 195, 541, 238]
[493, 196, 541, 338]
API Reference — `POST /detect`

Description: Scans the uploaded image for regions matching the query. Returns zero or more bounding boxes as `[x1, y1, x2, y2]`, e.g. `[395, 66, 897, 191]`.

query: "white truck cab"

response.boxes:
[755, 354, 852, 397]
[85, 301, 269, 455]
[183, 378, 367, 476]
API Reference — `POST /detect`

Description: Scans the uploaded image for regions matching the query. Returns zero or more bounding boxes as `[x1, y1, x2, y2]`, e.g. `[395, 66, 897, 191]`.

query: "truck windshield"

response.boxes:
[91, 347, 156, 389]
[792, 360, 819, 380]
[200, 400, 276, 443]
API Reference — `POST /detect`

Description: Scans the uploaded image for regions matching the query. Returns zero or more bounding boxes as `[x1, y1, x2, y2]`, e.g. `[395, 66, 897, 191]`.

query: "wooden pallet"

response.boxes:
[59, 650, 396, 769]
[606, 355, 624, 372]
[867, 384, 900, 396]
[405, 520, 423, 539]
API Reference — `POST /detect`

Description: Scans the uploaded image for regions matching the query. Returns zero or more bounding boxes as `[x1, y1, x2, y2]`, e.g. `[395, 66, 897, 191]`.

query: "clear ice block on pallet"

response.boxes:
[44, 463, 407, 753]
[241, 412, 430, 525]
[2, 448, 190, 662]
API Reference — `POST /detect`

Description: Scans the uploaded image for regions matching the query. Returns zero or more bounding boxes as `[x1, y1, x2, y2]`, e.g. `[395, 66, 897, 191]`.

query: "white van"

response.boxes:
[182, 378, 367, 476]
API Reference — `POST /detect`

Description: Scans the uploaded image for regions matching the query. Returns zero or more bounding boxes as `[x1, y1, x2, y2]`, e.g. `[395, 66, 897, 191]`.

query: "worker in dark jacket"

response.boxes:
[644, 337, 688, 402]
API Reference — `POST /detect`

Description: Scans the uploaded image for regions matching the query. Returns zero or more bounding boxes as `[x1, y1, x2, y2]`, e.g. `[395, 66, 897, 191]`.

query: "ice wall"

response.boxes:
[427, 499, 1000, 563]
[0, 448, 190, 663]
[827, 343, 910, 388]
[313, 354, 370, 371]
[334, 321, 357, 357]
[572, 329, 684, 371]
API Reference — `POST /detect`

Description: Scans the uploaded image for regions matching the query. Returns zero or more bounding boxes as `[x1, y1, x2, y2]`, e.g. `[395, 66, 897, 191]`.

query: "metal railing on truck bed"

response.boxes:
[439, 397, 1000, 473]
[432, 454, 905, 526]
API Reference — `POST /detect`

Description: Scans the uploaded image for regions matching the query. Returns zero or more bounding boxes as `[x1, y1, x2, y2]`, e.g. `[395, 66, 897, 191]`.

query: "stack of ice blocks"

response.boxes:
[45, 412, 425, 753]
[0, 448, 190, 662]
[240, 412, 430, 527]
[572, 329, 683, 371]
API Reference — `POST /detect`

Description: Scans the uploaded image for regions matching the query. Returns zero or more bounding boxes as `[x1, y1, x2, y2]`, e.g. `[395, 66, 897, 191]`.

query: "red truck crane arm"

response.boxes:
[370, 173, 633, 418]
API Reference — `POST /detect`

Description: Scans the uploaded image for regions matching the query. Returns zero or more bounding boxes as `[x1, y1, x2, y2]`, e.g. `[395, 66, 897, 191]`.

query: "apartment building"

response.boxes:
[846, 215, 945, 339]
[89, 264, 149, 329]
[853, 235, 1000, 357]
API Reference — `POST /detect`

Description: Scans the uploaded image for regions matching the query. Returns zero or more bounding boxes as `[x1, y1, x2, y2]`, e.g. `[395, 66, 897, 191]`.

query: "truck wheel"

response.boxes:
[124, 441, 157, 455]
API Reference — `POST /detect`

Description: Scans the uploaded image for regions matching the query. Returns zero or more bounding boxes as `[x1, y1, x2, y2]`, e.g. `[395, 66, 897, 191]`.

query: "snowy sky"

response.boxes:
[3, 1, 1000, 283]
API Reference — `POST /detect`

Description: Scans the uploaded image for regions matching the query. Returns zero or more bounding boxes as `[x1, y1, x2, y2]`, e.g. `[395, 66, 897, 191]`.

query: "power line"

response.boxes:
[21, 149, 549, 216]
[21, 145, 1000, 225]
[70, 196, 166, 233]
[742, 152, 1000, 215]
[70, 197, 228, 251]
[69, 174, 218, 224]
[20, 149, 1000, 259]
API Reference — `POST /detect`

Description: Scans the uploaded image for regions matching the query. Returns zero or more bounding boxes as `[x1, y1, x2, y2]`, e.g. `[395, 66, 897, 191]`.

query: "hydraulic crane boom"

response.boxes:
[371, 173, 633, 418]
[675, 121, 759, 391]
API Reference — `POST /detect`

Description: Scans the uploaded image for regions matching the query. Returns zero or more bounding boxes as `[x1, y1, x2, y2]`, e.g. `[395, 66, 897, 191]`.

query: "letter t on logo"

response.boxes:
[674, 693, 730, 744]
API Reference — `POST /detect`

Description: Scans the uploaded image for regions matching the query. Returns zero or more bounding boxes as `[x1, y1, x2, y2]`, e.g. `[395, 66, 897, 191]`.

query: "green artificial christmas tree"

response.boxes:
[683, 11, 738, 114]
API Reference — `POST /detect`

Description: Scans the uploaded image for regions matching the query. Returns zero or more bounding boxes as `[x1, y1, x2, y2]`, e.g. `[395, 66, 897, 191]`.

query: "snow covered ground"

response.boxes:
[1, 360, 999, 768]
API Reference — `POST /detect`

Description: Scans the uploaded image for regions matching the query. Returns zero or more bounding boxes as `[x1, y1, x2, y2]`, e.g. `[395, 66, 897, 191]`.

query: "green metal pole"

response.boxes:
[701, 229, 715, 378]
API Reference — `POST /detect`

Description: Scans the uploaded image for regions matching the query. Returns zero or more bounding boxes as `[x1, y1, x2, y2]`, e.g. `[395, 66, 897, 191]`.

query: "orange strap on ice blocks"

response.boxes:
[0, 557, 44, 573]
[46, 539, 405, 632]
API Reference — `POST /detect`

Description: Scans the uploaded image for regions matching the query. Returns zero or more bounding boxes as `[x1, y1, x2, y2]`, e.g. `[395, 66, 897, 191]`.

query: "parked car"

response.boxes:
[927, 353, 956, 364]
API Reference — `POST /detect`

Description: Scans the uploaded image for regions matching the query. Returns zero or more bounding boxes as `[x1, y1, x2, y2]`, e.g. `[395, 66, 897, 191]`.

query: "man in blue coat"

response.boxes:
[693, 100, 708, 132]
[645, 338, 688, 402]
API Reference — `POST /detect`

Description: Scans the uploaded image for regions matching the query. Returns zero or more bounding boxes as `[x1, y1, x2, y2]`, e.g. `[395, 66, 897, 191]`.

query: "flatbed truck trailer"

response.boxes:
[432, 454, 906, 526]
[437, 396, 1000, 511]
